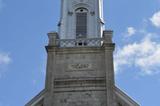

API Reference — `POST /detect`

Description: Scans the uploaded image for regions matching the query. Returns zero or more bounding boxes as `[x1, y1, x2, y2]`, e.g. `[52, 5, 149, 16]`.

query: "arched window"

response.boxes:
[75, 8, 88, 39]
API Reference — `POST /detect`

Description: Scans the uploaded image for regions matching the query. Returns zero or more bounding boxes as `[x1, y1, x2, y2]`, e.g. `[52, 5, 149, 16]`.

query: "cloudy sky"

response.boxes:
[0, 0, 160, 106]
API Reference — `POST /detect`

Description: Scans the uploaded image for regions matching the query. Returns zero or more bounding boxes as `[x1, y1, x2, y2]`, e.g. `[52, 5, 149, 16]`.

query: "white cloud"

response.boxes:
[114, 35, 160, 75]
[150, 11, 160, 28]
[125, 27, 136, 37]
[0, 52, 11, 78]
[0, 53, 11, 65]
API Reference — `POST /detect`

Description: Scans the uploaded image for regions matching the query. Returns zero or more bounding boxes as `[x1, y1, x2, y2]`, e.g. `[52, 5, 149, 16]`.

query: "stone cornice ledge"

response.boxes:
[45, 43, 115, 53]
[46, 46, 103, 53]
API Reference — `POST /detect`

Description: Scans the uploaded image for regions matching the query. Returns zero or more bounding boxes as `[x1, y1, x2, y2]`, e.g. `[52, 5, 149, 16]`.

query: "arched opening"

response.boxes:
[75, 8, 88, 39]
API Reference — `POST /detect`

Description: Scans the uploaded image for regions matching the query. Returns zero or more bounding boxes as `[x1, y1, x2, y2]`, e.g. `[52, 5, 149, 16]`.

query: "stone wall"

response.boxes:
[53, 91, 106, 106]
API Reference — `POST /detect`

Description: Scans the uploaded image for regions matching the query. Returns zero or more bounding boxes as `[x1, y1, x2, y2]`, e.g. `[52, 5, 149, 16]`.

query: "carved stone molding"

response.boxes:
[54, 77, 106, 89]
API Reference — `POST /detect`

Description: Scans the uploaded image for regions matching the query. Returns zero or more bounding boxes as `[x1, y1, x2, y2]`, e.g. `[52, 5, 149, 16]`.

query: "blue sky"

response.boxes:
[0, 0, 160, 106]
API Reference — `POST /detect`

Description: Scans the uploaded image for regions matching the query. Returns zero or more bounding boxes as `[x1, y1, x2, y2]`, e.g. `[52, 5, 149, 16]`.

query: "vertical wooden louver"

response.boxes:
[76, 13, 87, 38]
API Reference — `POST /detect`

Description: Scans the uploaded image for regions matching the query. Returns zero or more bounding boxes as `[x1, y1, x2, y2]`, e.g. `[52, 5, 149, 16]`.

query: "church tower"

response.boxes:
[26, 0, 139, 106]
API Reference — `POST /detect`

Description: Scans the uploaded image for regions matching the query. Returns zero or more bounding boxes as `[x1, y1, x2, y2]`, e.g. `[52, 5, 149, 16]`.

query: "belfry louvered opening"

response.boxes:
[76, 8, 88, 39]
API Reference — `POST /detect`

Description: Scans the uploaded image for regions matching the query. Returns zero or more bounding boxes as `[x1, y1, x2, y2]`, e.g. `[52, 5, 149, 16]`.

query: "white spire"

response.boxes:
[59, 0, 104, 39]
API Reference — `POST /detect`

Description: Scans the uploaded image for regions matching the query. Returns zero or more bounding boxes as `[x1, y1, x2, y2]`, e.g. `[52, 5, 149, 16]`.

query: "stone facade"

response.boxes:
[25, 31, 139, 106]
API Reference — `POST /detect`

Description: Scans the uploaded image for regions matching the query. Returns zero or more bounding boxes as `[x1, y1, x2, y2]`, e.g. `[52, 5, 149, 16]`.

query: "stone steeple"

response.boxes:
[25, 0, 139, 106]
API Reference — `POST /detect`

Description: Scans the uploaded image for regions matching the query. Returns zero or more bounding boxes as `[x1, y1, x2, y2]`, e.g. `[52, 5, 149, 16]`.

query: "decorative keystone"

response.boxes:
[47, 32, 58, 46]
[103, 30, 113, 43]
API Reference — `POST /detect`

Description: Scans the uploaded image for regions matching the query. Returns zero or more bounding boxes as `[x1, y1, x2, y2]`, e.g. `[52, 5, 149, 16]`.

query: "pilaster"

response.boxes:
[103, 30, 116, 106]
[44, 32, 58, 106]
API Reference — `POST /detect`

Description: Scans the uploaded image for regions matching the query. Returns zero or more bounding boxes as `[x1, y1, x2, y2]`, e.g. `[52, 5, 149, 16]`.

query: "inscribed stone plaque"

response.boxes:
[68, 63, 92, 71]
